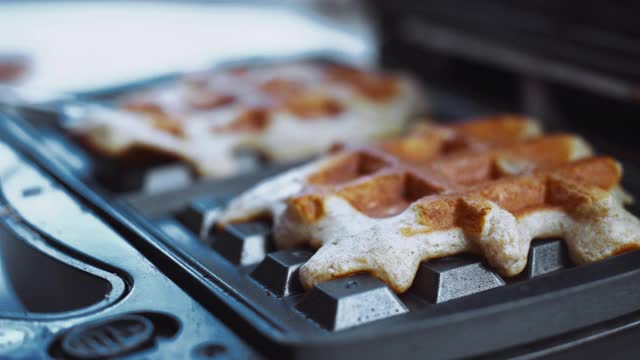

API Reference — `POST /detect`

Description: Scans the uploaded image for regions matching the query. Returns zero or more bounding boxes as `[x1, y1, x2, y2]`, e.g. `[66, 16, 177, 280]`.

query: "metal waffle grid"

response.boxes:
[147, 188, 579, 332]
[7, 64, 640, 358]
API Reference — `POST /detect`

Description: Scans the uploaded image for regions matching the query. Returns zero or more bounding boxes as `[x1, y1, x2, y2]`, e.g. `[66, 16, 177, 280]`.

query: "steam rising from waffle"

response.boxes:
[64, 62, 423, 177]
[218, 115, 640, 293]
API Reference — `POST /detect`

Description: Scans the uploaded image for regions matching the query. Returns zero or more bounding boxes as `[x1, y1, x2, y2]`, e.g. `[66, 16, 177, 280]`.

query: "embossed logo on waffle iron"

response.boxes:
[218, 114, 640, 293]
[63, 62, 424, 178]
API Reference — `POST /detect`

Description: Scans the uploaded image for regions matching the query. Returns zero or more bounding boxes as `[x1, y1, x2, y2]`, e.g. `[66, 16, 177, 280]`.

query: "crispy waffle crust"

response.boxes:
[64, 62, 424, 177]
[219, 114, 640, 293]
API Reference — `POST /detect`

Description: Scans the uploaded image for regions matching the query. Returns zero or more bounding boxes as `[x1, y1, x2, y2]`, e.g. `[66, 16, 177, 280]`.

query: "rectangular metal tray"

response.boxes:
[6, 64, 640, 359]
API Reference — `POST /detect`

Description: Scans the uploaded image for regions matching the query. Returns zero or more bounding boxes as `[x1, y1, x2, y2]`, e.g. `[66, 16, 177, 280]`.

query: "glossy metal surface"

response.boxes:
[0, 132, 259, 359]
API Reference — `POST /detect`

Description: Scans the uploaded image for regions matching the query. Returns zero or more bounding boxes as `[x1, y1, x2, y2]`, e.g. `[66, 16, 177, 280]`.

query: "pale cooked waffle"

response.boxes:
[218, 114, 640, 293]
[64, 62, 423, 177]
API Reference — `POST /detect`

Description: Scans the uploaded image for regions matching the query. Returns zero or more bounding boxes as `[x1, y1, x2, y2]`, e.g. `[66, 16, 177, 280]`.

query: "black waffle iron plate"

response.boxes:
[3, 54, 640, 360]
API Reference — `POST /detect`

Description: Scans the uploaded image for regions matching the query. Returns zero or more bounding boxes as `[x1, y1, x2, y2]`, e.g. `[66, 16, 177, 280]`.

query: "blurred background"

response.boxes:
[1, 0, 639, 161]
[0, 0, 375, 93]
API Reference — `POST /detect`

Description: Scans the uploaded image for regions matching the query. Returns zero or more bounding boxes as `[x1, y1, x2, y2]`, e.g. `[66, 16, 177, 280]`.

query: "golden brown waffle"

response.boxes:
[65, 62, 423, 177]
[219, 114, 544, 222]
[219, 115, 640, 293]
